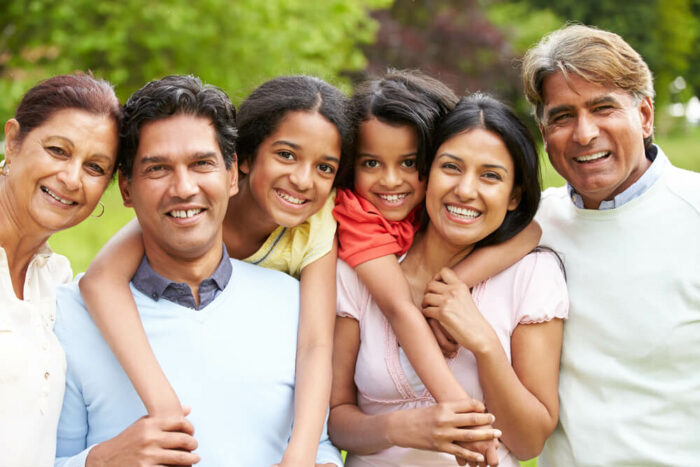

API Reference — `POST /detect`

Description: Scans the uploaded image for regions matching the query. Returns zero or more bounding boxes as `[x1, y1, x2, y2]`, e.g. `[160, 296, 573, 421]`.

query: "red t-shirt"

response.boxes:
[333, 188, 421, 268]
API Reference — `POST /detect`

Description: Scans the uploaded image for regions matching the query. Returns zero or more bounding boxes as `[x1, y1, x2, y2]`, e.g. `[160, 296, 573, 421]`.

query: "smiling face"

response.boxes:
[540, 72, 654, 209]
[353, 117, 426, 221]
[426, 128, 520, 251]
[240, 110, 341, 229]
[119, 114, 238, 261]
[2, 108, 118, 235]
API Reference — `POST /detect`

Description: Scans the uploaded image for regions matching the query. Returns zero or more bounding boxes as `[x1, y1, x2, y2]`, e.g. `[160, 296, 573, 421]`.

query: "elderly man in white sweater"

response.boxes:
[521, 25, 700, 466]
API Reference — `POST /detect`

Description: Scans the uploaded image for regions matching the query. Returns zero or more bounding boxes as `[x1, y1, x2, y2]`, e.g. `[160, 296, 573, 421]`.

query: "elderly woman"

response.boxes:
[329, 94, 569, 466]
[0, 74, 121, 466]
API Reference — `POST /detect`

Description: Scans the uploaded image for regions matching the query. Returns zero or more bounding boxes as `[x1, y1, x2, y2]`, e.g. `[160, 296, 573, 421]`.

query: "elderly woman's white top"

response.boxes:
[0, 243, 72, 467]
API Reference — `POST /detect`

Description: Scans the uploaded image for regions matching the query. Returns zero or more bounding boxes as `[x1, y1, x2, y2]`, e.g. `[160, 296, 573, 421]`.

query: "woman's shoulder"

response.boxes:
[41, 245, 73, 284]
[486, 249, 569, 325]
[336, 259, 371, 321]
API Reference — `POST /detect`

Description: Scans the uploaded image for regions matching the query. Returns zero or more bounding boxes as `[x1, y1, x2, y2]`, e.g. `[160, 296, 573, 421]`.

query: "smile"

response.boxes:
[377, 193, 408, 204]
[41, 186, 76, 205]
[575, 151, 610, 163]
[276, 189, 307, 205]
[168, 208, 203, 218]
[446, 205, 480, 219]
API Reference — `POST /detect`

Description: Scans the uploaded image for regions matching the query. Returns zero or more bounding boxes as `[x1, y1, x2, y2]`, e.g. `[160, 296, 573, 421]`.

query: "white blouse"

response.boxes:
[0, 243, 72, 467]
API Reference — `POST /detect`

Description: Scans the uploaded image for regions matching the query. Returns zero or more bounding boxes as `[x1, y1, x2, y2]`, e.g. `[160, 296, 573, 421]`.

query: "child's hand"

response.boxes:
[426, 318, 459, 358]
[423, 268, 497, 355]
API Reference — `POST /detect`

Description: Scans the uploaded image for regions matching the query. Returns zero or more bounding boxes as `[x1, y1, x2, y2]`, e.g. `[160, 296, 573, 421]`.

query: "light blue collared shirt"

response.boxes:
[54, 259, 342, 467]
[568, 145, 668, 209]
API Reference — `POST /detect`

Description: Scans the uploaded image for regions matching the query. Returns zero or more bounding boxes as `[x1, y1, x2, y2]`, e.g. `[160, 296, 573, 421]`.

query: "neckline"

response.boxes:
[382, 278, 487, 400]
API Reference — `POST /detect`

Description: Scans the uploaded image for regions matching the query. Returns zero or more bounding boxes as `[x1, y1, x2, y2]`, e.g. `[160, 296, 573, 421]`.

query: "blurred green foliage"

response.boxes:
[0, 0, 391, 122]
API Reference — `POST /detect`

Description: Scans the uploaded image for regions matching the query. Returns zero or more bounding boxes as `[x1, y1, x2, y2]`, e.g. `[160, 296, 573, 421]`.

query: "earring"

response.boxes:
[0, 159, 7, 176]
[91, 201, 105, 218]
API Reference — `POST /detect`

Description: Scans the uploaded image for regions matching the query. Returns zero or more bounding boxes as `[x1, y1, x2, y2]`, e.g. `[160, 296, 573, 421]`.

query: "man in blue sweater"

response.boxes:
[53, 75, 342, 466]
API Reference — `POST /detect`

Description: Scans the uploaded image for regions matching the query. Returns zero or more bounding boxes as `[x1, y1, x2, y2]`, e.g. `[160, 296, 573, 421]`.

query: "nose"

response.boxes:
[454, 172, 477, 201]
[56, 160, 81, 191]
[572, 112, 599, 146]
[380, 166, 402, 189]
[289, 163, 313, 191]
[170, 166, 199, 199]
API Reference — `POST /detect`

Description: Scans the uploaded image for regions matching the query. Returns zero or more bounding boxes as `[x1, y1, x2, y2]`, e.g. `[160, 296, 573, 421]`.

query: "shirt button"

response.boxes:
[44, 371, 50, 380]
[152, 292, 158, 299]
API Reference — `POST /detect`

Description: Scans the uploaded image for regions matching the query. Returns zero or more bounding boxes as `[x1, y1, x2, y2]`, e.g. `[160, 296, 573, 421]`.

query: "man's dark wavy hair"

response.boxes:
[119, 75, 237, 177]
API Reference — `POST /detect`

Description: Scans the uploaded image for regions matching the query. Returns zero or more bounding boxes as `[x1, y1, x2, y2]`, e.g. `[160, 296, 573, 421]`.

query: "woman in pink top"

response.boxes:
[329, 94, 568, 466]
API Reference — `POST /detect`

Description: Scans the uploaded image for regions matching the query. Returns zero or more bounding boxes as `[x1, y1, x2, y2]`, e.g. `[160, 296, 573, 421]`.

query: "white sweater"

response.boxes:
[537, 155, 700, 466]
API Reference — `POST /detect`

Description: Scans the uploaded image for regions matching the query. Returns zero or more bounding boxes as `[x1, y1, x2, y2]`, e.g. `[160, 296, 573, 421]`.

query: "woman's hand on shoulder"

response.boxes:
[384, 399, 500, 465]
[422, 268, 498, 356]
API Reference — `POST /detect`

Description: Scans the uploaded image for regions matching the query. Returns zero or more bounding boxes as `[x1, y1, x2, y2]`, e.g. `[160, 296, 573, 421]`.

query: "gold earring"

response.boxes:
[91, 201, 105, 218]
[0, 159, 7, 176]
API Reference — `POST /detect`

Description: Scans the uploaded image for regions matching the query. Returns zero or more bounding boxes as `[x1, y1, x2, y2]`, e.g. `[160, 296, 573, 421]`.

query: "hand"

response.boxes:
[427, 318, 459, 358]
[86, 409, 199, 467]
[423, 268, 496, 355]
[385, 399, 501, 464]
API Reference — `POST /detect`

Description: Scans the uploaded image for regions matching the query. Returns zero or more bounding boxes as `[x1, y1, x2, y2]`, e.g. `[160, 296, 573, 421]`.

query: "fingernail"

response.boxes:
[476, 455, 484, 462]
[494, 429, 502, 438]
[490, 414, 495, 423]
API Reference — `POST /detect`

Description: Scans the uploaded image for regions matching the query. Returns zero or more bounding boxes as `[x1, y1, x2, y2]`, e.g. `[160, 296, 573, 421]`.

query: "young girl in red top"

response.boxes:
[332, 70, 540, 464]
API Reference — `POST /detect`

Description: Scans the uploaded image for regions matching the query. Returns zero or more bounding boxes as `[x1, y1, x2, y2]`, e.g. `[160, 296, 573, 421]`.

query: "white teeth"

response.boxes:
[277, 190, 305, 205]
[42, 186, 75, 205]
[378, 193, 408, 204]
[446, 205, 480, 218]
[575, 151, 609, 162]
[169, 209, 203, 218]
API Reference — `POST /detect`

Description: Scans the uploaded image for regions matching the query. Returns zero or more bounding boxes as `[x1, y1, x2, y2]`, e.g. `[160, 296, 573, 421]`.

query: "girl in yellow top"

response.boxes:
[80, 75, 350, 466]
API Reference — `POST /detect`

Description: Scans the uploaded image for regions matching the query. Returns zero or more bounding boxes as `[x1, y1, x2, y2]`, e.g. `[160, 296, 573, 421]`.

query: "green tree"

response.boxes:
[0, 0, 391, 124]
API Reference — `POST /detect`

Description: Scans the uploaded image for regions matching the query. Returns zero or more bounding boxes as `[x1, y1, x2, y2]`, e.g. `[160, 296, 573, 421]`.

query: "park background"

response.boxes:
[1, 1, 699, 464]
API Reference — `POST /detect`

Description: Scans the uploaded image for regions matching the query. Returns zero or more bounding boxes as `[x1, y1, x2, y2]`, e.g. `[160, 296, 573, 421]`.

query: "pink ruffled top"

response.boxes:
[336, 251, 569, 466]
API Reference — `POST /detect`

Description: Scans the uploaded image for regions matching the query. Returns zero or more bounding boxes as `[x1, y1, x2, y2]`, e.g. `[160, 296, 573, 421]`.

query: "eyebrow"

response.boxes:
[272, 140, 300, 149]
[273, 140, 341, 164]
[139, 151, 218, 165]
[483, 163, 508, 172]
[357, 151, 418, 159]
[437, 153, 508, 172]
[586, 95, 621, 107]
[42, 135, 75, 148]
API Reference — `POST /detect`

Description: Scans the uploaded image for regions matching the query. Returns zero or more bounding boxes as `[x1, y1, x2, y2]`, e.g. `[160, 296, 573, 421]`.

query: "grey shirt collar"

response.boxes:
[132, 244, 232, 310]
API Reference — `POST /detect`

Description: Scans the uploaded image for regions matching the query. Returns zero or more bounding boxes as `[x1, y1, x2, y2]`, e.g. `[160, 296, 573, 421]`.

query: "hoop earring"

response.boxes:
[91, 201, 105, 218]
[0, 159, 7, 176]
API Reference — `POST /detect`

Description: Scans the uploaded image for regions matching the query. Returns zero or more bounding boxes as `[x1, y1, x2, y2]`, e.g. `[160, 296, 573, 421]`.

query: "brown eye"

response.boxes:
[401, 159, 417, 169]
[86, 162, 106, 176]
[317, 163, 336, 175]
[47, 146, 67, 156]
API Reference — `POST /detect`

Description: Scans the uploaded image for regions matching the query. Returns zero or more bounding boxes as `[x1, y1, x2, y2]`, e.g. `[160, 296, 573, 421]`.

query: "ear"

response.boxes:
[3, 119, 21, 162]
[239, 156, 250, 176]
[118, 171, 134, 207]
[508, 186, 522, 211]
[228, 154, 239, 197]
[638, 96, 654, 139]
